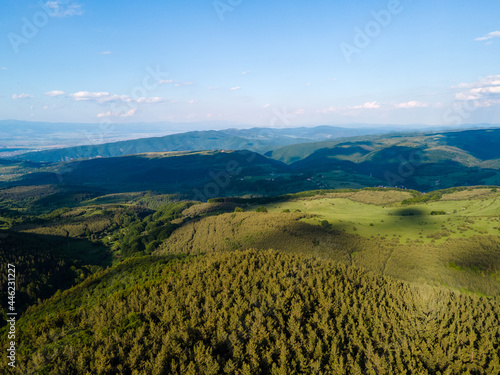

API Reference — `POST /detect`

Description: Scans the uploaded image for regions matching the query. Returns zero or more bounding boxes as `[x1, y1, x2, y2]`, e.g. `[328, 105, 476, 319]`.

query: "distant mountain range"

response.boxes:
[3, 120, 499, 161]
[284, 128, 500, 191]
[2, 128, 500, 195]
[11, 125, 397, 162]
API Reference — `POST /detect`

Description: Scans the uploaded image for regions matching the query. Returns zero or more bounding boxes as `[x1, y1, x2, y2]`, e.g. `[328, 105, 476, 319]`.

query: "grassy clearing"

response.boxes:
[261, 192, 500, 244]
[182, 189, 499, 295]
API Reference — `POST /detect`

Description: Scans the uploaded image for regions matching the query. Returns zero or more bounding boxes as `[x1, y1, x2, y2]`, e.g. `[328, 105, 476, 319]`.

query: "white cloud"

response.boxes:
[230, 86, 241, 91]
[159, 80, 194, 87]
[294, 109, 305, 115]
[263, 103, 270, 108]
[474, 31, 500, 41]
[454, 75, 500, 89]
[1, 67, 7, 70]
[123, 108, 137, 117]
[454, 75, 500, 106]
[473, 99, 500, 108]
[363, 101, 380, 109]
[186, 100, 198, 104]
[241, 71, 250, 75]
[319, 106, 337, 113]
[455, 93, 477, 101]
[44, 90, 66, 97]
[207, 86, 220, 90]
[136, 97, 167, 104]
[44, 1, 84, 17]
[70, 91, 109, 101]
[395, 101, 428, 109]
[96, 111, 112, 118]
[12, 93, 32, 100]
[348, 101, 380, 110]
[305, 83, 311, 86]
[321, 101, 380, 113]
[174, 82, 194, 87]
[69, 91, 127, 103]
[157, 79, 195, 87]
[100, 51, 112, 55]
[97, 108, 137, 118]
[66, 91, 168, 105]
[471, 86, 500, 95]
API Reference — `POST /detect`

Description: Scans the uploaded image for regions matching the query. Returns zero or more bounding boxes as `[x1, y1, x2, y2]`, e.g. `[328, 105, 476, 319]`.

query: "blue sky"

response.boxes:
[1, 0, 499, 127]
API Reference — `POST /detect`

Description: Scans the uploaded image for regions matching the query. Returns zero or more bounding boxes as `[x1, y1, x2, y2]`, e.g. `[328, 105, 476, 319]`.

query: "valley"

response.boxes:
[1, 128, 500, 374]
[3, 128, 500, 196]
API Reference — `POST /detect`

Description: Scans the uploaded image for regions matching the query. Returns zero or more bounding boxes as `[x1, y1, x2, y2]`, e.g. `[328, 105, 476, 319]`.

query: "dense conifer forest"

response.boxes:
[0, 251, 498, 374]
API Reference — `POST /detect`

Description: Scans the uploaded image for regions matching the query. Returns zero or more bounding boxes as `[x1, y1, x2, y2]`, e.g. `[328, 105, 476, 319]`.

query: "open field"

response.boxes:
[153, 188, 500, 296]
[2, 186, 500, 299]
[261, 188, 500, 244]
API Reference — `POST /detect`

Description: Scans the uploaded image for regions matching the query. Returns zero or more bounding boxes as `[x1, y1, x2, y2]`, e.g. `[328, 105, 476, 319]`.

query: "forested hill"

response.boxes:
[6, 150, 290, 196]
[1, 187, 500, 373]
[277, 128, 500, 191]
[15, 131, 271, 162]
[5, 127, 500, 196]
[1, 250, 498, 374]
[13, 125, 391, 163]
[269, 128, 500, 164]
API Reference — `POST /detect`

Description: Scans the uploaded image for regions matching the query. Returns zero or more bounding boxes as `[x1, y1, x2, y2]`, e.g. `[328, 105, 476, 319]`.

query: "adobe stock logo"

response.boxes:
[192, 151, 256, 201]
[340, 0, 407, 63]
[384, 150, 423, 187]
[7, 2, 63, 54]
[213, 0, 243, 22]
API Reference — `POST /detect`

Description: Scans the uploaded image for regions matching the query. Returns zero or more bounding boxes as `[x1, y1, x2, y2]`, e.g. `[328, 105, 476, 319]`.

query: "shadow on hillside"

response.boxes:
[392, 207, 427, 216]
[6, 230, 112, 267]
[159, 212, 377, 270]
[0, 230, 113, 327]
[448, 235, 500, 273]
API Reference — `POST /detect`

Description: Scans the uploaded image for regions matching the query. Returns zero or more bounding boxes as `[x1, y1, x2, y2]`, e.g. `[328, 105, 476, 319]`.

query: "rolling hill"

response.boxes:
[2, 250, 499, 374]
[1, 157, 500, 374]
[13, 131, 274, 162]
[154, 187, 500, 296]
[282, 129, 500, 191]
[3, 150, 291, 198]
[270, 128, 500, 164]
[12, 125, 396, 163]
[4, 128, 500, 198]
[1, 188, 500, 373]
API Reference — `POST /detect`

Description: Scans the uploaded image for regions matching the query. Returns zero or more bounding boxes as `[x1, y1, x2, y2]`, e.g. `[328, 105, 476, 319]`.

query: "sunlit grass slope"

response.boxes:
[156, 188, 500, 295]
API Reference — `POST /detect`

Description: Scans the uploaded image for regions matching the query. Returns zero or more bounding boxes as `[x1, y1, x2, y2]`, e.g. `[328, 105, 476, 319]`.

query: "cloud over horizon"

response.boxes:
[66, 91, 168, 105]
[44, 90, 66, 97]
[44, 1, 84, 18]
[12, 93, 33, 100]
[348, 101, 381, 110]
[97, 108, 137, 118]
[454, 75, 500, 106]
[395, 101, 429, 109]
[475, 31, 500, 42]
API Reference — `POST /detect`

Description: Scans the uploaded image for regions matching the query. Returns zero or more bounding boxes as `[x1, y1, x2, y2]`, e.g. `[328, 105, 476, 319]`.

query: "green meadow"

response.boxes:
[262, 188, 500, 244]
